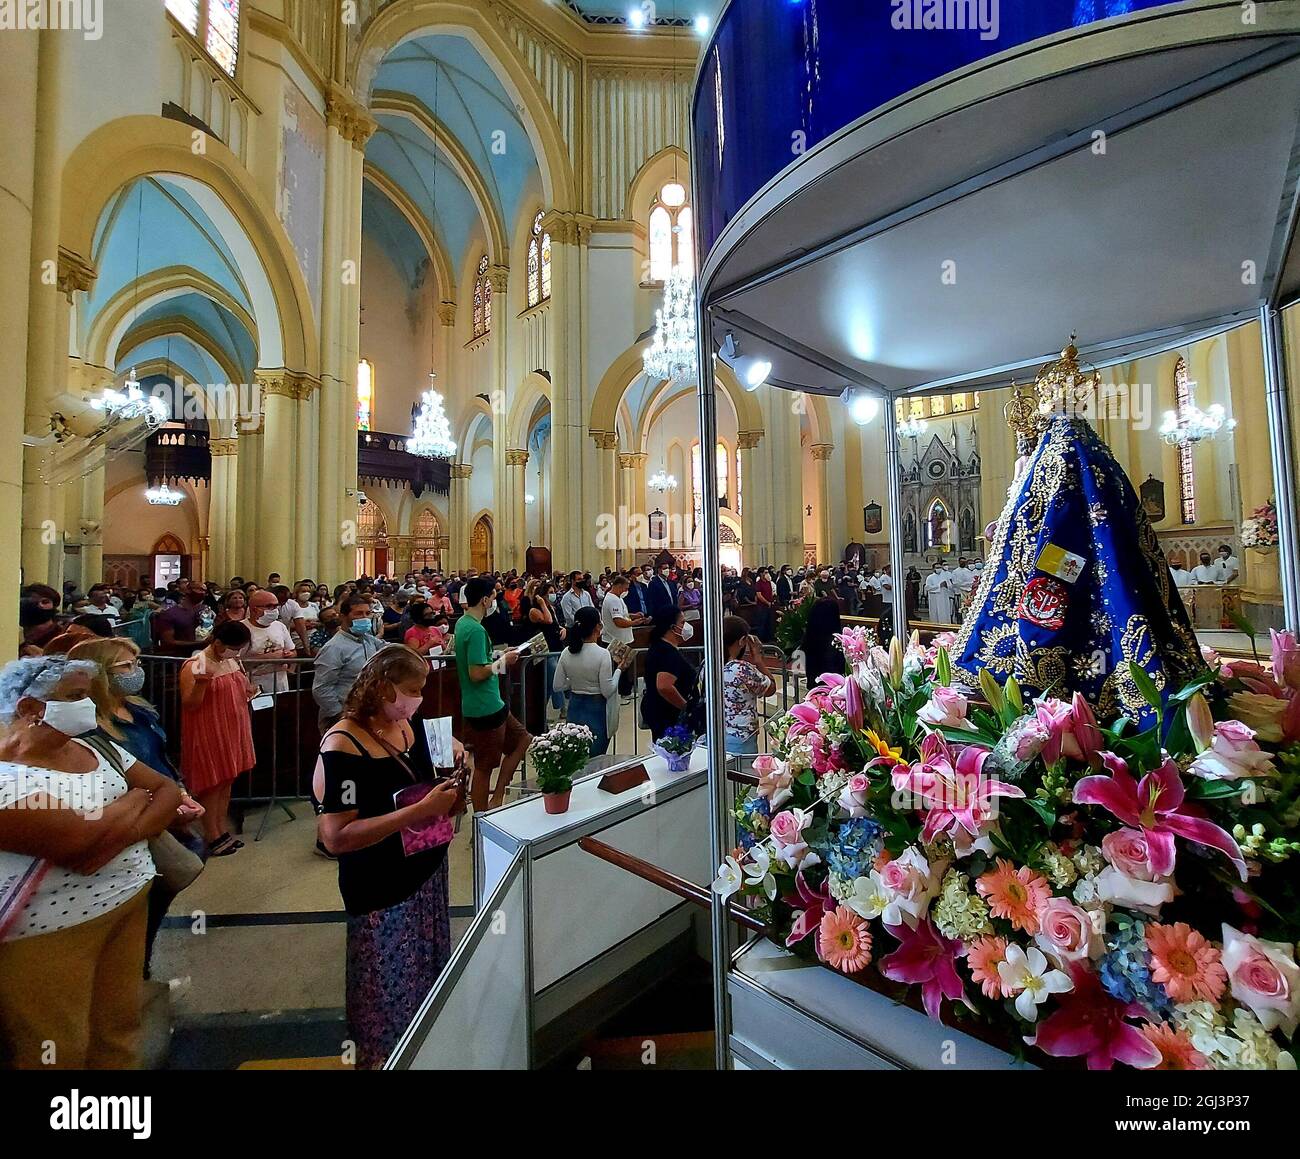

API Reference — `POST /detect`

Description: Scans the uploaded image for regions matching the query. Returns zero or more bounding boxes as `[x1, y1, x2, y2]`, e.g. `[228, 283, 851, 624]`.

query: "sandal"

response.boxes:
[208, 833, 240, 857]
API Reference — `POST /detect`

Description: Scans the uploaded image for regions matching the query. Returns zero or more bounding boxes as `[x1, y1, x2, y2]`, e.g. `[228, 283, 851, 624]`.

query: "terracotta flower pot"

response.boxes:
[542, 788, 572, 814]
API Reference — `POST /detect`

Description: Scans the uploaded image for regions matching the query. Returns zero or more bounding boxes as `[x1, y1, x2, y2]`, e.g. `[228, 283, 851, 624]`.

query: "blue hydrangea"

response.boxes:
[736, 794, 771, 851]
[822, 817, 882, 882]
[1099, 920, 1172, 1018]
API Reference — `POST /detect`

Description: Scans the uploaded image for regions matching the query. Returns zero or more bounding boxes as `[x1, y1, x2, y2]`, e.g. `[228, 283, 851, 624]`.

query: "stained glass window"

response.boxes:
[716, 443, 729, 509]
[527, 240, 540, 309]
[473, 255, 490, 337]
[166, 0, 239, 78]
[356, 359, 373, 431]
[526, 211, 551, 308]
[1175, 357, 1196, 525]
[540, 230, 552, 301]
[648, 186, 694, 283]
[735, 446, 742, 517]
[691, 442, 703, 519]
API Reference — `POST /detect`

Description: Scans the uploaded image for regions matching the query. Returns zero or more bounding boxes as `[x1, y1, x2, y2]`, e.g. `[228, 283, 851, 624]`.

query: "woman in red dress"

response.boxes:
[179, 620, 256, 856]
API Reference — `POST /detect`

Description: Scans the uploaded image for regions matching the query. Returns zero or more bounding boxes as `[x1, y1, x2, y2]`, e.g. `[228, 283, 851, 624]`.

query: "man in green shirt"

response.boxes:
[454, 576, 530, 811]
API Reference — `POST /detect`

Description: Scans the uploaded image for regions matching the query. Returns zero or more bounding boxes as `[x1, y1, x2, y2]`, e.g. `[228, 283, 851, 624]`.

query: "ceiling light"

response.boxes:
[628, 7, 647, 28]
[847, 390, 880, 426]
[718, 332, 772, 392]
[694, 14, 710, 35]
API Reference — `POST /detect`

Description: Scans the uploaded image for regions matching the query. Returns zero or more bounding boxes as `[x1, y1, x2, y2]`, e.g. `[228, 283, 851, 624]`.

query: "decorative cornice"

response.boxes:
[450, 463, 473, 480]
[255, 368, 321, 402]
[737, 430, 764, 451]
[209, 438, 239, 457]
[57, 248, 96, 301]
[487, 265, 510, 293]
[506, 449, 530, 467]
[811, 443, 835, 462]
[591, 430, 618, 451]
[327, 81, 377, 149]
[619, 452, 648, 469]
[542, 209, 597, 247]
[438, 301, 457, 327]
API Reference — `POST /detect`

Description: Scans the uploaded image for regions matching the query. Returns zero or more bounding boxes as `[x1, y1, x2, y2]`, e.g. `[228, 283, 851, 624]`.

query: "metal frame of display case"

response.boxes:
[692, 0, 1300, 1069]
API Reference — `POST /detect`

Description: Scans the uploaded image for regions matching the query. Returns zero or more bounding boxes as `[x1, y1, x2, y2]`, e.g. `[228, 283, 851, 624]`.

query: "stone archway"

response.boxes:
[470, 513, 494, 574]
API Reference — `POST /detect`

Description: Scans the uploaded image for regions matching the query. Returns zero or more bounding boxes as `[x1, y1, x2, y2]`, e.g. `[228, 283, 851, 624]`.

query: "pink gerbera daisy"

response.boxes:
[975, 859, 1052, 934]
[1145, 922, 1227, 1004]
[819, 905, 873, 974]
[966, 935, 1010, 999]
[1141, 1022, 1211, 1071]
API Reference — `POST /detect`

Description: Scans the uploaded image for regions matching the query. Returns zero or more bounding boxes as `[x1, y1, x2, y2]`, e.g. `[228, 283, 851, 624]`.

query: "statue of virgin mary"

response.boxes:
[951, 342, 1206, 727]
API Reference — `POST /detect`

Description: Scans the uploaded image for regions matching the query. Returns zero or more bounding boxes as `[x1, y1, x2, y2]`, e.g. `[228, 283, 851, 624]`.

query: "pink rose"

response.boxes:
[839, 773, 872, 818]
[1221, 924, 1300, 1035]
[917, 686, 969, 730]
[1034, 896, 1102, 966]
[874, 847, 941, 928]
[1006, 716, 1051, 762]
[769, 808, 819, 873]
[751, 753, 778, 775]
[1101, 827, 1159, 882]
[1189, 719, 1277, 781]
[1271, 629, 1300, 693]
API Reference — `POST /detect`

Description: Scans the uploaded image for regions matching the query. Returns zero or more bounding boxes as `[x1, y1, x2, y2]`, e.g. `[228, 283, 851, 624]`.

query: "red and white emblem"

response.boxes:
[1017, 576, 1069, 630]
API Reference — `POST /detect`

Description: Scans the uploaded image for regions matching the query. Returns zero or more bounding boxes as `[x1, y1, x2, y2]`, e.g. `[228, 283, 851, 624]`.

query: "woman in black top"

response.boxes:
[528, 583, 566, 712]
[313, 645, 464, 1068]
[800, 597, 846, 686]
[641, 607, 699, 741]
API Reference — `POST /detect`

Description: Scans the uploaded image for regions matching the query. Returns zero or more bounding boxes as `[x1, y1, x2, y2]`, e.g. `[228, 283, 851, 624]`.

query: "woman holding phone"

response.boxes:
[313, 645, 465, 1069]
[722, 616, 777, 756]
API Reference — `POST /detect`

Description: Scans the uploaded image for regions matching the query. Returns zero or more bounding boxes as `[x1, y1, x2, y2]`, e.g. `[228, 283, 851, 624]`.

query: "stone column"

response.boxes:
[505, 449, 530, 568]
[449, 463, 473, 571]
[389, 535, 413, 579]
[591, 431, 619, 571]
[811, 443, 835, 563]
[737, 430, 763, 560]
[79, 468, 104, 586]
[208, 437, 239, 583]
[619, 451, 647, 568]
[235, 424, 262, 580]
[255, 370, 302, 581]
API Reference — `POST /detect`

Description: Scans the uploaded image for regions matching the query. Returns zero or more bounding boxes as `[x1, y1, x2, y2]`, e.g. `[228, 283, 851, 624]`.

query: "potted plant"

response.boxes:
[530, 722, 595, 814]
[652, 722, 697, 773]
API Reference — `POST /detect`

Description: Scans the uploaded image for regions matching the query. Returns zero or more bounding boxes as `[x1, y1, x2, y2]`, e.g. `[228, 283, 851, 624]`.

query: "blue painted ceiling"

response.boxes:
[365, 34, 542, 283]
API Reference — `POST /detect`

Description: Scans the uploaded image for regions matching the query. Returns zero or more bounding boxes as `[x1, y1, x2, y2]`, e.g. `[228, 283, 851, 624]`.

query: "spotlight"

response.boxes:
[628, 6, 647, 28]
[846, 389, 880, 426]
[694, 14, 710, 34]
[718, 332, 772, 392]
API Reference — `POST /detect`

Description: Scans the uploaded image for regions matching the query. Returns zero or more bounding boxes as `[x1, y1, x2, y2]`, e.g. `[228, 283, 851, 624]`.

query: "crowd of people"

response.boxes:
[3, 550, 986, 1069]
[1167, 544, 1240, 587]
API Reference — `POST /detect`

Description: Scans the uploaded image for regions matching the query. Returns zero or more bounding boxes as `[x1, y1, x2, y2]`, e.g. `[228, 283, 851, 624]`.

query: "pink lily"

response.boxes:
[1074, 753, 1247, 881]
[1029, 963, 1161, 1070]
[1035, 693, 1104, 765]
[786, 702, 822, 741]
[1271, 629, 1300, 693]
[815, 672, 863, 730]
[879, 918, 969, 1021]
[783, 870, 833, 949]
[891, 732, 1023, 845]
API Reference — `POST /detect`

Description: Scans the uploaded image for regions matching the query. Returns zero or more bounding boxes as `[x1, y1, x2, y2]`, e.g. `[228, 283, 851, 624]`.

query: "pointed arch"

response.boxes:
[363, 163, 456, 303]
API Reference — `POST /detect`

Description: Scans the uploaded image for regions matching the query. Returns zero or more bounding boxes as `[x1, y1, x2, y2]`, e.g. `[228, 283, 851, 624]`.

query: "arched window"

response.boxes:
[527, 211, 552, 309]
[735, 445, 742, 517]
[356, 359, 373, 431]
[716, 443, 730, 509]
[166, 0, 240, 78]
[473, 255, 491, 338]
[1175, 357, 1196, 524]
[691, 441, 703, 523]
[412, 509, 441, 572]
[648, 182, 693, 283]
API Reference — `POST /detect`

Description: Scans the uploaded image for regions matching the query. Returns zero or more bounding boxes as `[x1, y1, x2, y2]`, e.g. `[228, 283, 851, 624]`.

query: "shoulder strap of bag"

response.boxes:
[349, 722, 421, 784]
[77, 732, 126, 777]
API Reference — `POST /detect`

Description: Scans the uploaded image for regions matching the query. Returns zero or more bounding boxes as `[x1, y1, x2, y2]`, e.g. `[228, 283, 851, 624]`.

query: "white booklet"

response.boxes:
[423, 715, 456, 769]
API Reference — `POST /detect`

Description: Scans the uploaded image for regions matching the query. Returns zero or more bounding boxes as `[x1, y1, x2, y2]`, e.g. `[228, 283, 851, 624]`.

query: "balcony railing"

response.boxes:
[146, 427, 211, 485]
[358, 430, 451, 498]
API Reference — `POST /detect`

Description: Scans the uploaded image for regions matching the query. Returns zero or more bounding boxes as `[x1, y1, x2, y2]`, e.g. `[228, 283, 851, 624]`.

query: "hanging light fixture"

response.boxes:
[643, 265, 697, 384]
[649, 469, 679, 492]
[146, 483, 183, 506]
[408, 372, 457, 460]
[1159, 380, 1236, 446]
[90, 368, 167, 429]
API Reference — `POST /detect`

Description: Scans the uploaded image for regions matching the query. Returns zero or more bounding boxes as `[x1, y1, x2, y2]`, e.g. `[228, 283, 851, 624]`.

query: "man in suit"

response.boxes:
[645, 563, 679, 617]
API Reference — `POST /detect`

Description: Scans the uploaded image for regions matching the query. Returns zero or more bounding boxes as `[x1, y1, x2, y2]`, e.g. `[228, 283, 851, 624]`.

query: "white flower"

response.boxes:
[712, 856, 743, 900]
[743, 846, 778, 901]
[996, 944, 1073, 1023]
[845, 873, 891, 923]
[1094, 865, 1174, 914]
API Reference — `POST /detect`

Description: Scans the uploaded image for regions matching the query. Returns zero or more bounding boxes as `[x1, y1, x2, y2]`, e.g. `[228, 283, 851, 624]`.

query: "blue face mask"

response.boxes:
[350, 618, 374, 636]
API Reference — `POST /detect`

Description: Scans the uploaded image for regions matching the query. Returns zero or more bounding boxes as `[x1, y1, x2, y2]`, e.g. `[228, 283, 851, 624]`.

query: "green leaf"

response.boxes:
[1005, 675, 1025, 715]
[936, 646, 952, 688]
[1129, 662, 1163, 711]
[1169, 671, 1219, 703]
[1184, 778, 1246, 801]
[1227, 607, 1257, 639]
[940, 725, 998, 747]
[1023, 796, 1059, 828]
[978, 669, 1005, 716]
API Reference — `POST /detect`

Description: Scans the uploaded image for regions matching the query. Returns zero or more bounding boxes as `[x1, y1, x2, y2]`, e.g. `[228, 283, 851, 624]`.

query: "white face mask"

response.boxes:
[486, 600, 498, 617]
[679, 621, 694, 642]
[41, 697, 99, 737]
[256, 612, 278, 627]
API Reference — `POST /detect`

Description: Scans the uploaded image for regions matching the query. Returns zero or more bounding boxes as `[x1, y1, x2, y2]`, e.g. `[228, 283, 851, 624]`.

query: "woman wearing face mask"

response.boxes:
[677, 575, 702, 612]
[403, 603, 446, 655]
[214, 588, 248, 628]
[553, 607, 625, 756]
[69, 637, 206, 970]
[641, 608, 700, 742]
[284, 582, 320, 653]
[313, 646, 464, 1069]
[178, 620, 257, 856]
[0, 656, 185, 1068]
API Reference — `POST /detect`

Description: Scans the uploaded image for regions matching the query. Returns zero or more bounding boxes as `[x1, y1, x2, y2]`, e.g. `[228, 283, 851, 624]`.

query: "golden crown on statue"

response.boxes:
[1034, 336, 1101, 420]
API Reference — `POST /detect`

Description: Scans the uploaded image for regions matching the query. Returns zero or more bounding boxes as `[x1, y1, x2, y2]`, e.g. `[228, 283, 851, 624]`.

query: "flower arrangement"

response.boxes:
[653, 722, 697, 772]
[714, 628, 1300, 1070]
[1241, 500, 1279, 550]
[530, 721, 595, 797]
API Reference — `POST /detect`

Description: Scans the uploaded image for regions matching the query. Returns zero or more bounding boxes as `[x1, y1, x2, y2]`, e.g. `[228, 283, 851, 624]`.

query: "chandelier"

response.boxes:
[408, 373, 457, 460]
[1160, 381, 1236, 446]
[146, 483, 183, 506]
[89, 369, 167, 430]
[649, 470, 678, 493]
[896, 416, 929, 440]
[643, 265, 698, 384]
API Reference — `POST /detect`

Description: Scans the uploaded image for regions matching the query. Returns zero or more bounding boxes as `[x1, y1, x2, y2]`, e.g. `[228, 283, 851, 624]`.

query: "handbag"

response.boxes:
[79, 734, 204, 894]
